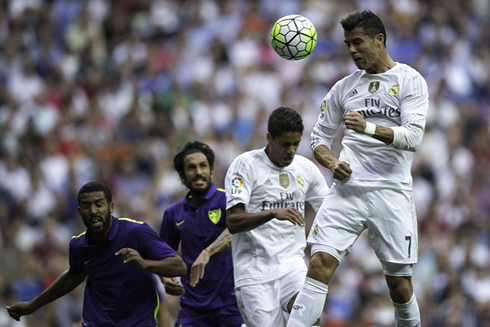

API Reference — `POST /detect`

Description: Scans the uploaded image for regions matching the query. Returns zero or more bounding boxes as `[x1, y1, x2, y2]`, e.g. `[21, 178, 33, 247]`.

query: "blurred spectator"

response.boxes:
[0, 0, 489, 326]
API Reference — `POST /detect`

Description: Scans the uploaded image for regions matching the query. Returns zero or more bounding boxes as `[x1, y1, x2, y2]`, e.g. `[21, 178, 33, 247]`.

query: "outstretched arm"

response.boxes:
[226, 203, 305, 234]
[116, 249, 187, 277]
[190, 228, 232, 287]
[6, 269, 85, 321]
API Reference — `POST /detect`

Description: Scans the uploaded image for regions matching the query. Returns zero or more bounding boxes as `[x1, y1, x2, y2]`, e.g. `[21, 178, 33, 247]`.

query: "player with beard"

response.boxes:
[159, 141, 244, 327]
[6, 181, 186, 326]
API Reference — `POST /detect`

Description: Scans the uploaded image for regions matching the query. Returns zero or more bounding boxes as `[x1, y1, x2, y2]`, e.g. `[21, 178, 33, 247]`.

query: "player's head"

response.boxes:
[78, 181, 112, 204]
[174, 141, 215, 196]
[78, 181, 114, 237]
[341, 10, 386, 46]
[341, 10, 389, 73]
[265, 107, 303, 167]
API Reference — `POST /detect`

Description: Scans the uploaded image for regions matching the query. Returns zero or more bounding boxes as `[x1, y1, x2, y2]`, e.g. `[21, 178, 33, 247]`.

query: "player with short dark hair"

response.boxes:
[287, 10, 428, 327]
[225, 107, 328, 327]
[7, 181, 187, 326]
[160, 141, 244, 327]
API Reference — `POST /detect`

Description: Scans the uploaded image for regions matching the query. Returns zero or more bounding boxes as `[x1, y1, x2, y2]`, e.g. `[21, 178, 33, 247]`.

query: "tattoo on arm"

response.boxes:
[207, 229, 232, 256]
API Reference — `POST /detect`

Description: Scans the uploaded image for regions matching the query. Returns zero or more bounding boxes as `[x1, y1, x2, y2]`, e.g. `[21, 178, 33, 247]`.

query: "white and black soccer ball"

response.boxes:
[270, 14, 317, 60]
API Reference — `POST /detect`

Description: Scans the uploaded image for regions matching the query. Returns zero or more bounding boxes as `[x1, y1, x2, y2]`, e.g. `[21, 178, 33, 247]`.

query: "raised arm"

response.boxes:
[190, 228, 232, 287]
[226, 203, 305, 234]
[7, 269, 85, 321]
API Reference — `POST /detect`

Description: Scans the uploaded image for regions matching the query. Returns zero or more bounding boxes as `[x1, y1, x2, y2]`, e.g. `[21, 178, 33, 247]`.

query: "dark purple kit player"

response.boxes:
[6, 181, 187, 327]
[160, 141, 244, 327]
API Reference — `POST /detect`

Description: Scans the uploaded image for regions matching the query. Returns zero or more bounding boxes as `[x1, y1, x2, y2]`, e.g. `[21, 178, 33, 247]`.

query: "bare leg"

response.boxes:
[385, 275, 421, 326]
[287, 252, 339, 327]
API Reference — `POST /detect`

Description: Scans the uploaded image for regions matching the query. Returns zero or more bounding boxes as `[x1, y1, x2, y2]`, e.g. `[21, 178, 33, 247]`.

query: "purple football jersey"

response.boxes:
[69, 217, 176, 326]
[160, 185, 237, 309]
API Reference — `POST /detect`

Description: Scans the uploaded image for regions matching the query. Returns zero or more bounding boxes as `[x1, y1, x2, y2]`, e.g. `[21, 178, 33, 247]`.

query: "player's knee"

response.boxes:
[386, 276, 412, 303]
[390, 286, 412, 304]
[306, 252, 338, 284]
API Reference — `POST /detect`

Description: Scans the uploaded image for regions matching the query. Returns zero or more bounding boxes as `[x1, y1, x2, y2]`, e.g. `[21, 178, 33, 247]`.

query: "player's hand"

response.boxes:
[115, 248, 146, 269]
[331, 161, 352, 181]
[190, 249, 210, 287]
[343, 110, 366, 133]
[163, 277, 185, 296]
[273, 207, 305, 227]
[6, 302, 35, 321]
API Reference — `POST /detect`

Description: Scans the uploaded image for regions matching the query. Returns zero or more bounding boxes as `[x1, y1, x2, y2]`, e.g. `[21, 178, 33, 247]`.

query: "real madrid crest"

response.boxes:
[368, 81, 380, 94]
[389, 85, 399, 95]
[279, 174, 290, 189]
[313, 224, 319, 236]
[296, 176, 304, 188]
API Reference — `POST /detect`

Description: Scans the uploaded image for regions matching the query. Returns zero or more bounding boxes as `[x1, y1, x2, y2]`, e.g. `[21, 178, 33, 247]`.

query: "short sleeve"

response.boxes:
[138, 223, 177, 260]
[159, 209, 181, 251]
[68, 238, 84, 276]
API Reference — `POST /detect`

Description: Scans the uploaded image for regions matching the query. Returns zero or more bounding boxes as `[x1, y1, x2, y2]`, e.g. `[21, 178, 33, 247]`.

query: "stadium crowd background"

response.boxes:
[0, 0, 489, 326]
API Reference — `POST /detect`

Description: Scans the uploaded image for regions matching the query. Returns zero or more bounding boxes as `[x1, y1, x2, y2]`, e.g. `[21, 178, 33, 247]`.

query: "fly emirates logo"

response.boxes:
[261, 192, 305, 211]
[357, 98, 400, 118]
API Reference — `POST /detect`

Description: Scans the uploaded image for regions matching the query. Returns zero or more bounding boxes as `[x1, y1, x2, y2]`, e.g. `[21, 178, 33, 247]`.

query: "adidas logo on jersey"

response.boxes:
[264, 179, 273, 185]
[348, 89, 358, 98]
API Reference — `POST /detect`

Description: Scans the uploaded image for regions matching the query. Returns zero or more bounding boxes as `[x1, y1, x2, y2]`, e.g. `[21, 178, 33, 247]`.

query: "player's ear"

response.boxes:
[266, 132, 273, 143]
[178, 173, 186, 184]
[109, 202, 114, 214]
[376, 33, 384, 47]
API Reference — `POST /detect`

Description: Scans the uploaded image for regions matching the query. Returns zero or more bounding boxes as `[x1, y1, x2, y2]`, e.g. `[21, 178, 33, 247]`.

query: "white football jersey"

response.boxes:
[311, 63, 429, 187]
[225, 149, 328, 288]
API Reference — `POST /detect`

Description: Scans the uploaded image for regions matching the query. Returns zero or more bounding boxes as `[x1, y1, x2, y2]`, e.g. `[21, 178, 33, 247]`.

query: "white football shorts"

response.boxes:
[234, 261, 307, 327]
[308, 182, 418, 265]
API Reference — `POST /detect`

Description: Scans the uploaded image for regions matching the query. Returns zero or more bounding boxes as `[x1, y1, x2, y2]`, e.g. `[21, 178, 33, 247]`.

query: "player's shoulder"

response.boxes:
[292, 155, 320, 172]
[333, 70, 363, 88]
[324, 70, 365, 100]
[162, 200, 187, 223]
[394, 63, 425, 80]
[209, 186, 227, 203]
[292, 154, 313, 164]
[116, 217, 153, 239]
[70, 230, 87, 247]
[239, 148, 262, 160]
[118, 217, 145, 224]
[230, 149, 263, 167]
[117, 217, 146, 230]
[393, 63, 428, 95]
[165, 199, 186, 212]
[215, 187, 226, 195]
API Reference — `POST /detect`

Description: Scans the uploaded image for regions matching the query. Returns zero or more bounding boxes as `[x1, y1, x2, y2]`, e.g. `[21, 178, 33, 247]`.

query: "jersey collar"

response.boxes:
[185, 184, 217, 206]
[83, 215, 118, 246]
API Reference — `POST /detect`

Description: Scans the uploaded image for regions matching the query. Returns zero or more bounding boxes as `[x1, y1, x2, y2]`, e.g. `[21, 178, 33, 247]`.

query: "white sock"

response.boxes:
[392, 294, 421, 327]
[287, 277, 328, 327]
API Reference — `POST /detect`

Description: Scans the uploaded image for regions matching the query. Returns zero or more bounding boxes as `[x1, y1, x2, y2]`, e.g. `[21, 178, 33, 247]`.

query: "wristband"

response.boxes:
[363, 122, 376, 136]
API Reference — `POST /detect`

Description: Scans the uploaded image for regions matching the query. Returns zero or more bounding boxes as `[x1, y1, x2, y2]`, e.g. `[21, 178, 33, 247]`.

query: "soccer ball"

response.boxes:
[270, 14, 317, 60]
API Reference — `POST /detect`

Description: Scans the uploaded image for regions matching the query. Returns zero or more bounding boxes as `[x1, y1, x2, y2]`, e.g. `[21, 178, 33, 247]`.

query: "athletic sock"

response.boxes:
[287, 277, 328, 327]
[392, 294, 421, 327]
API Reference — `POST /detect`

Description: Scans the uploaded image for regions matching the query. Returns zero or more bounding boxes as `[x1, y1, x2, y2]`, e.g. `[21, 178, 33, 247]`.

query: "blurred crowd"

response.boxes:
[0, 0, 489, 326]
